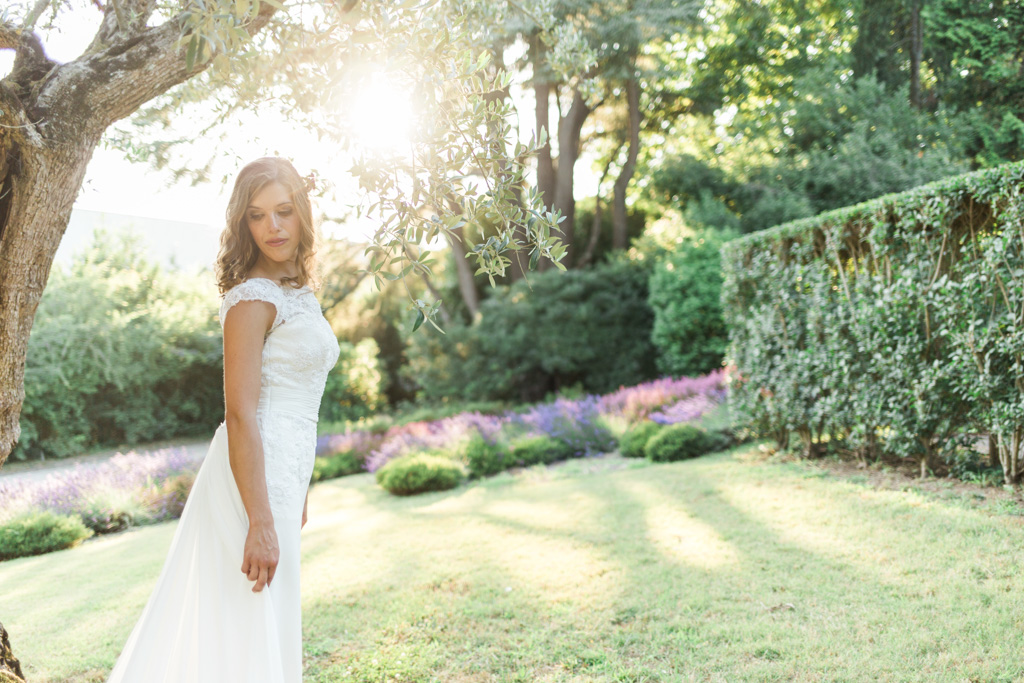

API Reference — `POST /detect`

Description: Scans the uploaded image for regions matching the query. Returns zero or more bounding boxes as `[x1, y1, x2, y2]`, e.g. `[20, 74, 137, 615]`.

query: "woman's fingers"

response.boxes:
[241, 523, 279, 592]
[253, 565, 269, 593]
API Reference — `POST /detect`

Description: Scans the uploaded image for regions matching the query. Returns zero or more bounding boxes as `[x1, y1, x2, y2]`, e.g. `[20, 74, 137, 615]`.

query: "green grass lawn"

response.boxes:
[2, 444, 1023, 682]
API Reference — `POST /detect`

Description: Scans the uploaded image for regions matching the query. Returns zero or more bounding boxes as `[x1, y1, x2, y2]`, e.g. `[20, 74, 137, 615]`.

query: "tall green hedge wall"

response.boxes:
[721, 161, 1024, 483]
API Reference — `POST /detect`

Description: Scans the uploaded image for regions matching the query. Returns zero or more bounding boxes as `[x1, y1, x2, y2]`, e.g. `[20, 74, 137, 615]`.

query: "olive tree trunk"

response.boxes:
[0, 6, 276, 468]
[0, 621, 24, 683]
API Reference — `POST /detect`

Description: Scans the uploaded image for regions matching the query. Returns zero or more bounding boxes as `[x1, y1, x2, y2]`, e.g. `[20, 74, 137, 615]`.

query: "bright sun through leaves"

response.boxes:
[345, 78, 417, 157]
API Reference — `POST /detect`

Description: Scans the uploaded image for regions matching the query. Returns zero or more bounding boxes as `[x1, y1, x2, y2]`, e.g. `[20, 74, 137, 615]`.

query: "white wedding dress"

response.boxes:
[107, 277, 340, 683]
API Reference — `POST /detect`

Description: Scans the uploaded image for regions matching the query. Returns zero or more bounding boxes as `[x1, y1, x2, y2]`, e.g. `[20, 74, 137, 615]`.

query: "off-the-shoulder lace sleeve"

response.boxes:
[219, 279, 285, 332]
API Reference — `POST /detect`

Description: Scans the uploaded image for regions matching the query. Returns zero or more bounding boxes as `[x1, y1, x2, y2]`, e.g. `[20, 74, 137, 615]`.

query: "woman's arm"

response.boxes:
[223, 299, 279, 593]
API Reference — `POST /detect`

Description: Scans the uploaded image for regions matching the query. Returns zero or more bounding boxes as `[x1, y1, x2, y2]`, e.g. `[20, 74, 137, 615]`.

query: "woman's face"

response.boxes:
[246, 181, 301, 268]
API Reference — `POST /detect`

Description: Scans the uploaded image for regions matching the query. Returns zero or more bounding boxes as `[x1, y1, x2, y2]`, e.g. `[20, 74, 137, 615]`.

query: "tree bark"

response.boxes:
[552, 88, 592, 269]
[446, 224, 480, 319]
[530, 34, 555, 210]
[612, 75, 641, 250]
[577, 140, 622, 268]
[0, 621, 24, 683]
[908, 0, 923, 108]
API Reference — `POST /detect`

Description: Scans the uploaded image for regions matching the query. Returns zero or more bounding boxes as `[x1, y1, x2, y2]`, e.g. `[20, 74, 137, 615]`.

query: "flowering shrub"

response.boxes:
[648, 393, 723, 426]
[600, 369, 727, 423]
[316, 430, 385, 458]
[318, 369, 729, 485]
[0, 448, 198, 533]
[365, 413, 509, 473]
[507, 396, 616, 458]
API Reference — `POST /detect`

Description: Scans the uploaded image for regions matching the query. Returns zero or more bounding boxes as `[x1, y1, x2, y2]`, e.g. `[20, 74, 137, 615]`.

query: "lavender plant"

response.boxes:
[0, 448, 198, 533]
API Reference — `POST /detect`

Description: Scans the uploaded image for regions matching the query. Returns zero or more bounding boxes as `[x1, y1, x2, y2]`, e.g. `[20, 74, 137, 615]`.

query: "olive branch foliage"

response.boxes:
[93, 0, 598, 333]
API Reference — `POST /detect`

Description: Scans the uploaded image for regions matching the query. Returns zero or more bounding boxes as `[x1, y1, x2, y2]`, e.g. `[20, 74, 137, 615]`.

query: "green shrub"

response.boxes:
[319, 338, 387, 423]
[509, 434, 575, 466]
[404, 258, 658, 403]
[311, 451, 365, 483]
[0, 511, 93, 561]
[15, 229, 223, 461]
[644, 424, 718, 463]
[375, 454, 464, 496]
[721, 160, 1024, 480]
[620, 421, 664, 458]
[707, 428, 735, 452]
[648, 230, 731, 378]
[464, 435, 512, 479]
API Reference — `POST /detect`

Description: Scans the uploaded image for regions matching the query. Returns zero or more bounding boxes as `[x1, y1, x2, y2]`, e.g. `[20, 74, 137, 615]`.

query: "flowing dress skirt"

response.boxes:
[106, 422, 302, 683]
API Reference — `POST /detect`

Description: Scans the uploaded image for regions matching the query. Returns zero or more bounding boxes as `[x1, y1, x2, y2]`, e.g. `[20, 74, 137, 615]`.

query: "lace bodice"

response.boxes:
[219, 277, 340, 519]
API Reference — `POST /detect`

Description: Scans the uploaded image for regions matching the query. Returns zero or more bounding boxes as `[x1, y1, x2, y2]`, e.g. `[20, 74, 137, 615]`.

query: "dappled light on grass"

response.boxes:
[643, 499, 740, 570]
[713, 477, 966, 587]
[4, 446, 1024, 681]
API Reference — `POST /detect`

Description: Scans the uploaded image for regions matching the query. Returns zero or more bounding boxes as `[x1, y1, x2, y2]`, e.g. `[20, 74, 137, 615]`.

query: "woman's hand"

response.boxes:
[301, 493, 308, 529]
[241, 520, 279, 593]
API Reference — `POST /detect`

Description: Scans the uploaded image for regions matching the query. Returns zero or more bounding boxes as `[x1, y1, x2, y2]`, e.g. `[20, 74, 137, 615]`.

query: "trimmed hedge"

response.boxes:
[721, 161, 1024, 482]
[0, 511, 93, 561]
[375, 454, 464, 496]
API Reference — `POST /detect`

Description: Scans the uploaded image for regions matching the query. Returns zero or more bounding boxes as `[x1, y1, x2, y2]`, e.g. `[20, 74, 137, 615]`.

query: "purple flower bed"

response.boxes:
[316, 430, 385, 458]
[0, 448, 199, 529]
[600, 368, 727, 422]
[507, 395, 615, 458]
[334, 369, 730, 475]
[2, 371, 731, 533]
[648, 391, 727, 426]
[365, 412, 510, 473]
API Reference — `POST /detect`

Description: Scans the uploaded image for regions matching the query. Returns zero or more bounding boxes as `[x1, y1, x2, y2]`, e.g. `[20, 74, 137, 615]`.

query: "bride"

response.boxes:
[107, 157, 340, 683]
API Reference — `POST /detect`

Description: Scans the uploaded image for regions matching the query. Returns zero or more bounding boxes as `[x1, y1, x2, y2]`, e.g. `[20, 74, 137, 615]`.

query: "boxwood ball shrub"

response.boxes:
[310, 451, 365, 483]
[620, 421, 664, 458]
[0, 511, 94, 561]
[464, 435, 511, 479]
[509, 434, 575, 466]
[375, 453, 464, 496]
[644, 424, 718, 463]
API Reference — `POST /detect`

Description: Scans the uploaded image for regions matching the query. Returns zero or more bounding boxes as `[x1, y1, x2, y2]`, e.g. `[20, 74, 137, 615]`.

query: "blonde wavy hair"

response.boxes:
[215, 157, 321, 294]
